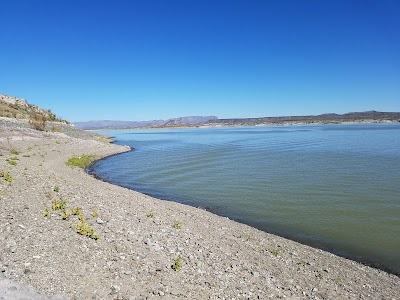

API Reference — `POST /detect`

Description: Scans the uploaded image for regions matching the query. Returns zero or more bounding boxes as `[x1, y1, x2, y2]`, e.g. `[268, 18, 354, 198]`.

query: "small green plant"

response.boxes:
[266, 247, 281, 257]
[334, 277, 344, 284]
[61, 209, 70, 220]
[92, 209, 99, 218]
[238, 233, 253, 241]
[22, 154, 30, 157]
[53, 185, 60, 192]
[0, 170, 13, 183]
[27, 146, 33, 151]
[171, 257, 183, 271]
[316, 270, 325, 279]
[74, 213, 100, 240]
[51, 127, 62, 133]
[70, 207, 82, 215]
[10, 149, 20, 155]
[6, 158, 17, 166]
[55, 140, 61, 144]
[147, 210, 155, 218]
[42, 208, 49, 217]
[52, 199, 67, 211]
[172, 220, 183, 229]
[66, 155, 95, 169]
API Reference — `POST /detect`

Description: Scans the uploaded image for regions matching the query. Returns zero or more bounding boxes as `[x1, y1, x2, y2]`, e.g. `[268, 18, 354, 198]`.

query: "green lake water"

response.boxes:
[91, 123, 400, 275]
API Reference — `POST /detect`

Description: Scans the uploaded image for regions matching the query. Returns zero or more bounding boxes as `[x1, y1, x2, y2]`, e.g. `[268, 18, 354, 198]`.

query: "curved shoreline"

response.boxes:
[89, 130, 400, 277]
[0, 125, 399, 299]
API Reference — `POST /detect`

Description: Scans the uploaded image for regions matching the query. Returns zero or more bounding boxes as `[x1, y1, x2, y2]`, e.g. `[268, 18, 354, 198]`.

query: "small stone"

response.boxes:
[6, 240, 16, 248]
[96, 218, 105, 224]
[312, 287, 318, 293]
[6, 240, 16, 253]
[126, 231, 135, 241]
[251, 271, 260, 277]
[110, 285, 121, 294]
[150, 243, 161, 252]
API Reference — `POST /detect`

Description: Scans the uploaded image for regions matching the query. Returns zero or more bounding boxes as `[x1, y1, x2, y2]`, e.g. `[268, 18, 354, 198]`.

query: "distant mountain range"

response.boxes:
[74, 111, 400, 130]
[206, 111, 400, 126]
[3, 93, 398, 130]
[74, 116, 219, 129]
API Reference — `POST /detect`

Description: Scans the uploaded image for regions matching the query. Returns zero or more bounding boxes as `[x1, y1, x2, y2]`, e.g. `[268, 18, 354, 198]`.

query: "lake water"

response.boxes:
[91, 123, 400, 275]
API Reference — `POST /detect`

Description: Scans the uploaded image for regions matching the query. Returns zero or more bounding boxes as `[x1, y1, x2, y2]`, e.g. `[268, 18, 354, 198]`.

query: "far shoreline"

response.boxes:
[83, 118, 400, 131]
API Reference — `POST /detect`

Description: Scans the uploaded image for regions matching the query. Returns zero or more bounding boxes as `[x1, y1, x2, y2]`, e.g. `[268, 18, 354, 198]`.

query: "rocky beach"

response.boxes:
[0, 117, 399, 300]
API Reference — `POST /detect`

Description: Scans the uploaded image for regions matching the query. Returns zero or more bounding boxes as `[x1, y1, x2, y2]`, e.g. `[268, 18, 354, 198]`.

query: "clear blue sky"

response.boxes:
[1, 0, 399, 122]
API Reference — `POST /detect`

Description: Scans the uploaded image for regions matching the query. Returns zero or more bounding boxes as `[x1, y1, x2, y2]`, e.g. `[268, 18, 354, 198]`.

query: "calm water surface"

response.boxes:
[91, 124, 400, 274]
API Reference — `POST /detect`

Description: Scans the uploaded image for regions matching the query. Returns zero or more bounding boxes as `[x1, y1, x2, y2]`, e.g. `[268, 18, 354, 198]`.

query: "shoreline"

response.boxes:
[89, 131, 400, 278]
[0, 122, 399, 299]
[81, 118, 400, 131]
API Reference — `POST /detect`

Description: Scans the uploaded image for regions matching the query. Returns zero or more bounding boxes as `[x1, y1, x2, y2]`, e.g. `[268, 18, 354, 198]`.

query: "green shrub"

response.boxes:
[6, 158, 17, 166]
[0, 170, 13, 183]
[74, 213, 100, 240]
[66, 155, 95, 169]
[52, 199, 67, 210]
[42, 208, 49, 217]
[51, 127, 62, 133]
[92, 209, 99, 218]
[266, 247, 281, 257]
[173, 220, 183, 229]
[71, 207, 83, 216]
[171, 257, 183, 271]
[10, 149, 19, 155]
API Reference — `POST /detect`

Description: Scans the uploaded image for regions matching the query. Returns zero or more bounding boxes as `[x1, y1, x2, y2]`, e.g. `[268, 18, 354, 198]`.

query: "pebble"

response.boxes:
[110, 285, 121, 294]
[96, 218, 105, 224]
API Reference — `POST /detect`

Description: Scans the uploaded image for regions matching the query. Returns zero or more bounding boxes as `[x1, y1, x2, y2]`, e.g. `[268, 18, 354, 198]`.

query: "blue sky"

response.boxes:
[1, 0, 399, 122]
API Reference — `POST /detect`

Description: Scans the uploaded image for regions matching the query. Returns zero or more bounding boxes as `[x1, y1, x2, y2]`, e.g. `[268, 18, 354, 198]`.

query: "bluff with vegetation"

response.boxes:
[0, 94, 69, 131]
[0, 94, 65, 122]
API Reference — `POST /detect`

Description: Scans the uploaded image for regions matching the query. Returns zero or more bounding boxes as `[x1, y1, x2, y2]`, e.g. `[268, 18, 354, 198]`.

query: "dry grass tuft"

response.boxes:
[29, 113, 47, 131]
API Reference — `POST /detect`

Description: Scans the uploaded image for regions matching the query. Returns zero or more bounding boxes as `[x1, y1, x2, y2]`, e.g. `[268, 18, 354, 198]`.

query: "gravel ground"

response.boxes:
[0, 119, 399, 299]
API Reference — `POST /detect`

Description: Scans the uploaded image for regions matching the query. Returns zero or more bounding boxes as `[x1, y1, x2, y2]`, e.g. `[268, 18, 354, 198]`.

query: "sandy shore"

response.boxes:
[0, 123, 399, 299]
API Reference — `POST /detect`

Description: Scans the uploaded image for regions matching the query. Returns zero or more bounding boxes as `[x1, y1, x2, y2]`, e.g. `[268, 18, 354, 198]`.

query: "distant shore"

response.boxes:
[74, 110, 400, 130]
[85, 118, 400, 131]
[0, 118, 399, 299]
